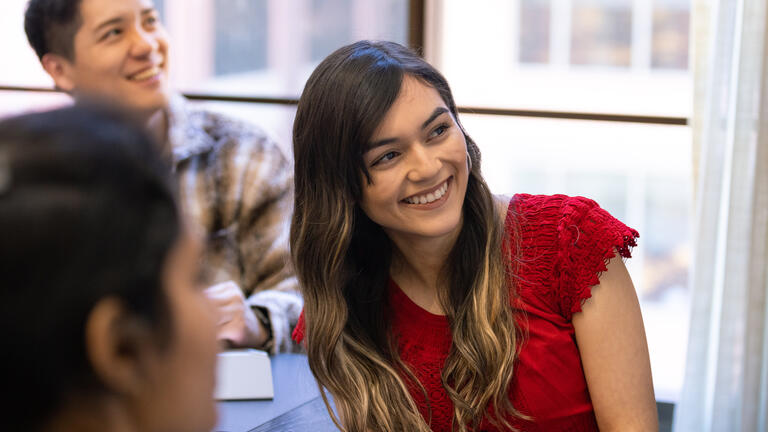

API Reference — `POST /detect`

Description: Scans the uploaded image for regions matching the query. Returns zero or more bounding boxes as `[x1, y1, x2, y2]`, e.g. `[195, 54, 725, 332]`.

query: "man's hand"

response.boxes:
[204, 281, 268, 348]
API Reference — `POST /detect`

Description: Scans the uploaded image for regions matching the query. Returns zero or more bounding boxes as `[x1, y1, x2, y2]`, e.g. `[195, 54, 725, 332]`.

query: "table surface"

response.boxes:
[214, 353, 338, 432]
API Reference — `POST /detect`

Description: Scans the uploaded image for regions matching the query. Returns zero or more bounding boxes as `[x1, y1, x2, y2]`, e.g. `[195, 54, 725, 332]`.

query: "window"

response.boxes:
[570, 0, 632, 67]
[164, 0, 408, 97]
[652, 0, 690, 69]
[436, 0, 691, 117]
[433, 0, 692, 403]
[213, 0, 268, 75]
[519, 0, 550, 64]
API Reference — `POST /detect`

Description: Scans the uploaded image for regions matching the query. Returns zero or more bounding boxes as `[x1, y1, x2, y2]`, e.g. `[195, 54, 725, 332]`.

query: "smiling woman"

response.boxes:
[290, 40, 658, 432]
[359, 77, 469, 246]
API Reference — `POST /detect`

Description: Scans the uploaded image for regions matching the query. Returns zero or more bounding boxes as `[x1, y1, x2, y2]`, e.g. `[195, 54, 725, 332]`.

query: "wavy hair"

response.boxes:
[291, 40, 523, 431]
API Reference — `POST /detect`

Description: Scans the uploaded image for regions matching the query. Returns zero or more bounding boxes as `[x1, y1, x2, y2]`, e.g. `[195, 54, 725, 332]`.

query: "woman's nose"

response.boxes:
[406, 143, 442, 183]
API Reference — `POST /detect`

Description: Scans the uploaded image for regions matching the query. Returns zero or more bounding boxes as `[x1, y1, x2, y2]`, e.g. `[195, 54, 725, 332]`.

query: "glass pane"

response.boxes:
[571, 0, 632, 67]
[519, 0, 551, 64]
[213, 0, 268, 75]
[460, 113, 692, 402]
[310, 0, 353, 62]
[652, 0, 690, 69]
[168, 0, 408, 97]
[436, 0, 692, 117]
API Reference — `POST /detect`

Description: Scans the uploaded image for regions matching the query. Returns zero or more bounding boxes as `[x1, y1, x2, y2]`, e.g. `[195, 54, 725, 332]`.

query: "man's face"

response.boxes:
[54, 0, 170, 115]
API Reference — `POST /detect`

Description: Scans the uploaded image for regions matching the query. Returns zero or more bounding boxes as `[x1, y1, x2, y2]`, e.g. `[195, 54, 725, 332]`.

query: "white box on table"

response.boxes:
[215, 349, 274, 400]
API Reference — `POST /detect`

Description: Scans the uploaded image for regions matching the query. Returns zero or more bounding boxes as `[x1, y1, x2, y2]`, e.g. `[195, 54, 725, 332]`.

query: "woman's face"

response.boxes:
[137, 233, 219, 432]
[359, 75, 470, 242]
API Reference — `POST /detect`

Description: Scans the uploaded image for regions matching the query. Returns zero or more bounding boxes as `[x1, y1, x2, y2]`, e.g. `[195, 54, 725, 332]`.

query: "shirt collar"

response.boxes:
[166, 94, 216, 163]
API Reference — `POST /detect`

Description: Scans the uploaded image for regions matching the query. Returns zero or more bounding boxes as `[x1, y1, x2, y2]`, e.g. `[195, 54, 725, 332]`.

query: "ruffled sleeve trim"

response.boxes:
[557, 197, 639, 320]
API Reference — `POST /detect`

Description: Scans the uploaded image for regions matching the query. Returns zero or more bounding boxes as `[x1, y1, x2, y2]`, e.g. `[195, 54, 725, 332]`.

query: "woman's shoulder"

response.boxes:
[508, 193, 600, 221]
[507, 193, 636, 249]
[497, 193, 606, 237]
[504, 193, 637, 262]
[504, 193, 639, 321]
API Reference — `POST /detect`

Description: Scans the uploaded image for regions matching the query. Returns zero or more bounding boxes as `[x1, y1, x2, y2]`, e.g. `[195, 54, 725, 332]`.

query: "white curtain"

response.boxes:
[673, 0, 768, 431]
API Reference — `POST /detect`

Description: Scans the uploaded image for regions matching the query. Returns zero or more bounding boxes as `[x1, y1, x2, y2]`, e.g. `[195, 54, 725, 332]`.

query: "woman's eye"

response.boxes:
[373, 151, 399, 166]
[145, 16, 158, 26]
[430, 124, 450, 139]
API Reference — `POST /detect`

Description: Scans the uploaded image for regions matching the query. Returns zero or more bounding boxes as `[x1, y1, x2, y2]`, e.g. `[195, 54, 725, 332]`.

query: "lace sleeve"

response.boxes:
[557, 197, 639, 321]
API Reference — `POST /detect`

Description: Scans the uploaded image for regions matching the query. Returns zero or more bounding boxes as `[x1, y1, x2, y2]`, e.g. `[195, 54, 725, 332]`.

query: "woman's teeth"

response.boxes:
[404, 180, 448, 205]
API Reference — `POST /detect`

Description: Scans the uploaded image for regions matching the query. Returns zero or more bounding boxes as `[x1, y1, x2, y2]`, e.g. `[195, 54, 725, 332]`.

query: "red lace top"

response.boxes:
[293, 194, 639, 431]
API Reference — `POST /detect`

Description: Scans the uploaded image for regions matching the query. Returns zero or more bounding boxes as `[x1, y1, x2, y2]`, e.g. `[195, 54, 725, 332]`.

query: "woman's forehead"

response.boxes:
[372, 77, 448, 138]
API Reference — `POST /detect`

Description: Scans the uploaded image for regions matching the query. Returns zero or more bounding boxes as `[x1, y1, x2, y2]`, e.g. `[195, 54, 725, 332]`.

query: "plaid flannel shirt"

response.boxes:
[168, 96, 302, 353]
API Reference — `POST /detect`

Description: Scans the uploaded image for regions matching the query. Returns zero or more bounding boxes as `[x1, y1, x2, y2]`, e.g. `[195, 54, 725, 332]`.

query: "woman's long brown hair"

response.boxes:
[291, 40, 524, 431]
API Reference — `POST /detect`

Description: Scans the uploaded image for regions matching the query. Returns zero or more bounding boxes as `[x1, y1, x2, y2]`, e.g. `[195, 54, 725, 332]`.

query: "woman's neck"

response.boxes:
[387, 224, 462, 315]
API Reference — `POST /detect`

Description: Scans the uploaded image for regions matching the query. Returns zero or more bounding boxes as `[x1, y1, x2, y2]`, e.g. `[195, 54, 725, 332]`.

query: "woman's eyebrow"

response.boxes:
[421, 107, 449, 130]
[366, 137, 398, 152]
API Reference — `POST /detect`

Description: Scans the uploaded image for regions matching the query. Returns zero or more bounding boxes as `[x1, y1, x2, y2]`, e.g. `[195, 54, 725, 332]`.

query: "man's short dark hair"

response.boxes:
[24, 0, 84, 61]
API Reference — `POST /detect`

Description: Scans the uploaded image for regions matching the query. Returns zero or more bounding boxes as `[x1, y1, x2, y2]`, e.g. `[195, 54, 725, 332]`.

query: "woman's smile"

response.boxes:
[401, 176, 452, 210]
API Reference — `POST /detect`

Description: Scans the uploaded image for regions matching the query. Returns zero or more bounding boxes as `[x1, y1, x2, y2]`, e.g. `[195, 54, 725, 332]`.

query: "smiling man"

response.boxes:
[24, 0, 302, 353]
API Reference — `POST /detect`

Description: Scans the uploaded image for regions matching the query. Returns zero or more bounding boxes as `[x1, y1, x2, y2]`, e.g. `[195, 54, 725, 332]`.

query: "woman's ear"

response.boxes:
[84, 297, 156, 397]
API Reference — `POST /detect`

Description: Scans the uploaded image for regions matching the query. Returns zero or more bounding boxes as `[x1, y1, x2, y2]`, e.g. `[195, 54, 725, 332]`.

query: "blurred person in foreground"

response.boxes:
[291, 41, 658, 431]
[24, 0, 301, 353]
[0, 105, 218, 432]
